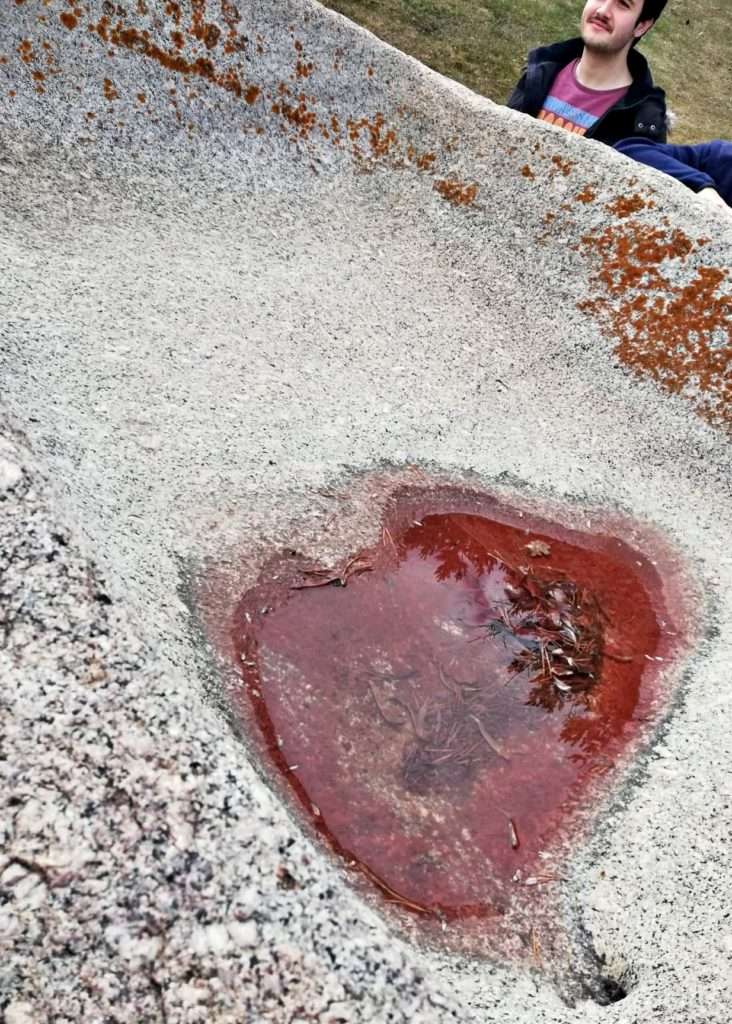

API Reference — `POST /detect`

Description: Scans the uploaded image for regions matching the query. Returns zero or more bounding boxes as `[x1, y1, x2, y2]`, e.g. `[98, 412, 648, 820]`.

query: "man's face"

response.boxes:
[580, 0, 655, 54]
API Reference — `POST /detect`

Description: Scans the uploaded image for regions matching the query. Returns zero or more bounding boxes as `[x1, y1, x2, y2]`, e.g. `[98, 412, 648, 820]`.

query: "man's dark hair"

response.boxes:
[638, 0, 668, 27]
[631, 0, 667, 45]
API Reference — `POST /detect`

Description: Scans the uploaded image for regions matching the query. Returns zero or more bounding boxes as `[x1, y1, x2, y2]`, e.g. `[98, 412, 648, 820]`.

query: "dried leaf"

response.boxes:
[525, 540, 552, 558]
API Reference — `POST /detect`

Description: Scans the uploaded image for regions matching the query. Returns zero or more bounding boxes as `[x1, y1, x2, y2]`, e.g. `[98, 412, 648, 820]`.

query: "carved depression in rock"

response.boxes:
[219, 483, 690, 961]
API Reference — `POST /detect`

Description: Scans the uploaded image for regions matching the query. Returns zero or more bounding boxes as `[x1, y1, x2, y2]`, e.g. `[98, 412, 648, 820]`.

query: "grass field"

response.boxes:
[320, 0, 731, 144]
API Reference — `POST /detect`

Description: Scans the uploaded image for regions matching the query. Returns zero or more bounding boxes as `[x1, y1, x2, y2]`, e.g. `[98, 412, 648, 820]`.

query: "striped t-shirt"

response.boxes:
[538, 58, 629, 136]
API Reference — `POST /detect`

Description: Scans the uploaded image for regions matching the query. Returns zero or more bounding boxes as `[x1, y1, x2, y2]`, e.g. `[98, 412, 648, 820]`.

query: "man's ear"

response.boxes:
[633, 17, 655, 40]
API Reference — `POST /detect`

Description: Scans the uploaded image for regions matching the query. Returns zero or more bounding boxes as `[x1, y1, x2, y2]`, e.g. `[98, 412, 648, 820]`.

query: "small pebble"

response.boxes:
[0, 457, 22, 492]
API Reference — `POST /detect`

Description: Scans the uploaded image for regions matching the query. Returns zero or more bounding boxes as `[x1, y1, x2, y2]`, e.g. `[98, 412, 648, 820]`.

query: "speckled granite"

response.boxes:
[0, 430, 466, 1023]
[1, 0, 731, 1021]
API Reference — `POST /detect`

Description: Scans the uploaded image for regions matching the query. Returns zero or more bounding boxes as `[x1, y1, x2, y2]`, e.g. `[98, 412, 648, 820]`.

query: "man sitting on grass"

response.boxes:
[506, 0, 731, 215]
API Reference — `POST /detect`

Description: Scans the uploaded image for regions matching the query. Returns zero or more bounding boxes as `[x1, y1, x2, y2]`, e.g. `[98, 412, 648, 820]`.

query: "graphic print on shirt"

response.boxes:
[538, 59, 629, 136]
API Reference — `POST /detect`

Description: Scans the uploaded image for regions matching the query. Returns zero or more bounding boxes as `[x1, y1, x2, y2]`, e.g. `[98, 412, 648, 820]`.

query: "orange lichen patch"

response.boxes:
[606, 193, 650, 218]
[223, 37, 245, 54]
[223, 35, 246, 53]
[103, 77, 119, 100]
[219, 68, 243, 97]
[18, 40, 35, 63]
[521, 165, 535, 180]
[190, 0, 205, 34]
[367, 65, 374, 77]
[347, 113, 398, 159]
[220, 0, 240, 28]
[200, 22, 221, 49]
[186, 1, 233, 52]
[551, 154, 574, 177]
[405, 145, 436, 171]
[434, 178, 479, 207]
[579, 219, 731, 428]
[90, 17, 107, 40]
[32, 70, 46, 81]
[295, 59, 314, 79]
[137, 91, 146, 103]
[576, 186, 596, 204]
[584, 222, 694, 290]
[88, 19, 254, 102]
[272, 95, 318, 138]
[165, 0, 181, 24]
[220, 0, 246, 53]
[60, 11, 78, 29]
[69, 7, 477, 208]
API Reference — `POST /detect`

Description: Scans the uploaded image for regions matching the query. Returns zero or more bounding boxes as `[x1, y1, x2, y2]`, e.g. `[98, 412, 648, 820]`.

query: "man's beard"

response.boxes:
[581, 29, 632, 56]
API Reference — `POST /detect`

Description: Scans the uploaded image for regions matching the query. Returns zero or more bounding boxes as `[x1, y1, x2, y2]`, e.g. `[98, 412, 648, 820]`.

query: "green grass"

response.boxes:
[320, 0, 731, 144]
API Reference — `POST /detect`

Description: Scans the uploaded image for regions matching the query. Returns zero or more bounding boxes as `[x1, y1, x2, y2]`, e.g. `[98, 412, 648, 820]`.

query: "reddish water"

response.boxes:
[228, 488, 683, 946]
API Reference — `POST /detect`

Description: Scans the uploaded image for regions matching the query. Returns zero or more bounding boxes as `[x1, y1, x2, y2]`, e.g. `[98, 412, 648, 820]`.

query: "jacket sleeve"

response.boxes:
[613, 137, 717, 194]
[506, 67, 528, 111]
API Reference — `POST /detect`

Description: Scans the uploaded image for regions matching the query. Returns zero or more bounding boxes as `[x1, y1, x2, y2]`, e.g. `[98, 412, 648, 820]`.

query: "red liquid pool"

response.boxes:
[225, 486, 687, 954]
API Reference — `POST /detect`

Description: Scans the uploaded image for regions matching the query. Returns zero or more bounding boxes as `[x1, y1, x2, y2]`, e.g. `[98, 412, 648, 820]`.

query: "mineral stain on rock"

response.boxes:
[225, 485, 687, 954]
[578, 217, 731, 429]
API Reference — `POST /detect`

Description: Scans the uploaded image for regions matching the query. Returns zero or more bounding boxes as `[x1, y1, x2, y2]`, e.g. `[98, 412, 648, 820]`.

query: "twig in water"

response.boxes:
[468, 714, 510, 761]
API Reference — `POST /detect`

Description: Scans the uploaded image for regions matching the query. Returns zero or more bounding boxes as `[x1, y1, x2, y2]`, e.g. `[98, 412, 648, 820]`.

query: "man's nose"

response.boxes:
[593, 0, 614, 16]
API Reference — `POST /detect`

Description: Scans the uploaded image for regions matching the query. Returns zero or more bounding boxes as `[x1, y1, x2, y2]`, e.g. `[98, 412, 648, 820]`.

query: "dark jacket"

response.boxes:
[506, 38, 668, 146]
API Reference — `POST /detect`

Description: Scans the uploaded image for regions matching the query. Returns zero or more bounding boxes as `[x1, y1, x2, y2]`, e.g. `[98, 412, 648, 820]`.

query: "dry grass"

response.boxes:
[320, 0, 731, 144]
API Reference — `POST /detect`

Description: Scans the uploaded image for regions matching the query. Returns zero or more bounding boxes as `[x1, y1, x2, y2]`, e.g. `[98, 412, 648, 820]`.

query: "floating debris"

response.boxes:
[291, 551, 373, 590]
[525, 539, 551, 558]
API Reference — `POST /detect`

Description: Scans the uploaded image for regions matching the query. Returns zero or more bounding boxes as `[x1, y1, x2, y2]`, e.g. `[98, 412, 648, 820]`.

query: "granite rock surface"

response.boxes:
[1, 1, 731, 1021]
